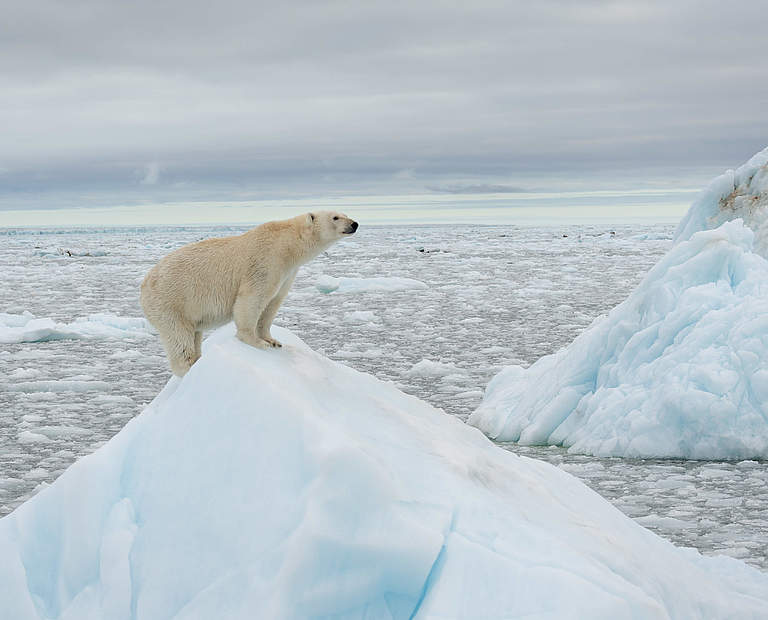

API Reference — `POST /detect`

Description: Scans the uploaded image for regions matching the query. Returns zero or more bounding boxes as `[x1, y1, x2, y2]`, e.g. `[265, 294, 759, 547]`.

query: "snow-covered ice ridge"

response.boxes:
[471, 148, 768, 459]
[1, 325, 767, 620]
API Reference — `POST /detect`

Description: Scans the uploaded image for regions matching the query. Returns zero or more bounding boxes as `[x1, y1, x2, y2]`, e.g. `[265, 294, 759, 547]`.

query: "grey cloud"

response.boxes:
[1, 0, 767, 209]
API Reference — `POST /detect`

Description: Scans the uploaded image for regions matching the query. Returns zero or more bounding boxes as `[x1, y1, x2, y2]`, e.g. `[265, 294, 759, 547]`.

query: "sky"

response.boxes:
[1, 0, 767, 225]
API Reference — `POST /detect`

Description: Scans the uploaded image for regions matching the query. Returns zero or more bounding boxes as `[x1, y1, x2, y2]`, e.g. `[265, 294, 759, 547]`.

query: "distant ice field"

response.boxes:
[1, 223, 766, 570]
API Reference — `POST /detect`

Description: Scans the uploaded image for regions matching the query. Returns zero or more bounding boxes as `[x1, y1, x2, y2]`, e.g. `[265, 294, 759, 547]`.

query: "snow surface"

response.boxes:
[471, 148, 768, 459]
[0, 311, 150, 344]
[1, 325, 767, 620]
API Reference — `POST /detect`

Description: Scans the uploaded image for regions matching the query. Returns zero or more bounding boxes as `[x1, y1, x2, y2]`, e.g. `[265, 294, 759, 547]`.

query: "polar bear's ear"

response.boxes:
[307, 213, 315, 225]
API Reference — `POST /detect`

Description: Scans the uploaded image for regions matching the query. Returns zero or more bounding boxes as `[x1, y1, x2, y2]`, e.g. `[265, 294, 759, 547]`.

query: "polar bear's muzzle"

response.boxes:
[343, 221, 359, 235]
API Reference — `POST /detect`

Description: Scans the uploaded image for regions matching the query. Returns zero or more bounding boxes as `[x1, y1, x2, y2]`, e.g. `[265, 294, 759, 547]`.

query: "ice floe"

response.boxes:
[0, 325, 767, 619]
[316, 274, 428, 293]
[403, 358, 465, 378]
[6, 379, 111, 393]
[343, 310, 380, 324]
[0, 312, 151, 344]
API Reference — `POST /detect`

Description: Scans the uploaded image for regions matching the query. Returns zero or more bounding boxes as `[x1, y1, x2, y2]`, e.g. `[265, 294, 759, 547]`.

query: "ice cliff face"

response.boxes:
[470, 147, 768, 460]
[2, 325, 767, 619]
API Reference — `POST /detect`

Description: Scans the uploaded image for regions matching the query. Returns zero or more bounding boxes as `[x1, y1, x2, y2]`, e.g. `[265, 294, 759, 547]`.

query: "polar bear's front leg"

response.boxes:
[255, 296, 283, 347]
[256, 273, 297, 348]
[233, 285, 273, 349]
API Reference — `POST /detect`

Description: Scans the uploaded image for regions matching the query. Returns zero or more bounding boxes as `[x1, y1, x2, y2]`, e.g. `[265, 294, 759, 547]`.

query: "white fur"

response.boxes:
[140, 211, 357, 376]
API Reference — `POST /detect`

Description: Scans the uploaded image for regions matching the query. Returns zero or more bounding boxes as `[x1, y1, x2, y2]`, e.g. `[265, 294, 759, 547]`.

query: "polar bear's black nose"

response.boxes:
[351, 221, 358, 231]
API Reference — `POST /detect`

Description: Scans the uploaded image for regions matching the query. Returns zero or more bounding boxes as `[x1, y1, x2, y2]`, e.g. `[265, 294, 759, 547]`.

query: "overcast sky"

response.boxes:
[2, 0, 767, 217]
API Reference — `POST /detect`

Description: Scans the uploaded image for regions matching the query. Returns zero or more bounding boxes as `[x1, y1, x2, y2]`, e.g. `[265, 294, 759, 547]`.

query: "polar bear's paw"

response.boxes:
[262, 335, 283, 348]
[236, 330, 271, 350]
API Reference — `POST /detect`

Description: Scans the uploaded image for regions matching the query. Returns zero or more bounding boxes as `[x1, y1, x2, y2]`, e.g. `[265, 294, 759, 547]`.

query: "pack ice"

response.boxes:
[470, 147, 768, 459]
[2, 326, 768, 619]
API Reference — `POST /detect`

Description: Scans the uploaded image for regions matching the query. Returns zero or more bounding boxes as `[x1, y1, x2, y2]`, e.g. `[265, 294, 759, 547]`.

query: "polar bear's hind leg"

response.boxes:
[157, 316, 199, 376]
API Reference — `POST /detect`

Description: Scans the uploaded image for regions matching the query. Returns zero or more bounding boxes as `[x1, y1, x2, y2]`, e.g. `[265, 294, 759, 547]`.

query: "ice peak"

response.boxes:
[675, 146, 768, 257]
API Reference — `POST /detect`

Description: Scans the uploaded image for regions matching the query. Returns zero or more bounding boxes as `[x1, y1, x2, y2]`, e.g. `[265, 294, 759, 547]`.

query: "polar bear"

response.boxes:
[140, 211, 358, 376]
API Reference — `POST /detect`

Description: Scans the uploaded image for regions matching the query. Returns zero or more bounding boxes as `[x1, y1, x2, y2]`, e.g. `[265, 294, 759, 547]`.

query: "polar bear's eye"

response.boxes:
[333, 216, 339, 221]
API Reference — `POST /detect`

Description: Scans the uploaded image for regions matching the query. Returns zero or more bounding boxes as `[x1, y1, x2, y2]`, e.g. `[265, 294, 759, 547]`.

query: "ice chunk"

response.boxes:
[16, 431, 52, 444]
[316, 274, 428, 293]
[635, 515, 695, 532]
[7, 368, 42, 380]
[403, 358, 464, 378]
[0, 325, 767, 618]
[7, 380, 110, 393]
[343, 310, 380, 324]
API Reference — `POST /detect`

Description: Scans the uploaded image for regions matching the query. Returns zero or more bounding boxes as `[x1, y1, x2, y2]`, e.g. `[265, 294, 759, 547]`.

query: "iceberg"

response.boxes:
[1, 325, 767, 619]
[469, 148, 768, 459]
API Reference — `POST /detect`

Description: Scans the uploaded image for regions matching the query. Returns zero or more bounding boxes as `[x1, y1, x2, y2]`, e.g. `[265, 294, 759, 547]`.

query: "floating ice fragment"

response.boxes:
[316, 274, 428, 294]
[343, 310, 379, 324]
[402, 358, 464, 378]
[635, 515, 694, 532]
[7, 380, 110, 393]
[17, 431, 52, 444]
[7, 368, 42, 380]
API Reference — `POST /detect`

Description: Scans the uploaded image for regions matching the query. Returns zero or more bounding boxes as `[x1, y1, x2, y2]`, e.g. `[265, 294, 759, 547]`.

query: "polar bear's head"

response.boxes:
[307, 211, 358, 242]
